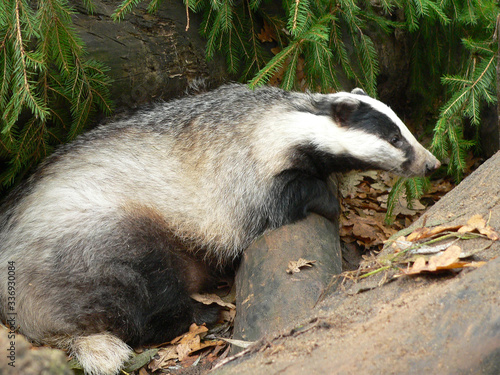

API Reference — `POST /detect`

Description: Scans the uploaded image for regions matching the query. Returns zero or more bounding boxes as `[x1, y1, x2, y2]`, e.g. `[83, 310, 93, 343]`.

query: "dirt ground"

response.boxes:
[213, 256, 499, 374]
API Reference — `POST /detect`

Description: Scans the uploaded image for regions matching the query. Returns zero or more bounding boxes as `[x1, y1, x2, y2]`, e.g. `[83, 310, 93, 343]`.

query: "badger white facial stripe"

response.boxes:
[0, 84, 440, 375]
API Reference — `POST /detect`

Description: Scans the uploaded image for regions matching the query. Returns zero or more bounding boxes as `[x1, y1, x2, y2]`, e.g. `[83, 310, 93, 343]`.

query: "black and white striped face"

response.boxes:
[311, 88, 441, 177]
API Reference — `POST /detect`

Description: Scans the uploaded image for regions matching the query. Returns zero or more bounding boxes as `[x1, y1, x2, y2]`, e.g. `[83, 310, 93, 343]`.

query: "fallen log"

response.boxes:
[232, 213, 342, 353]
[70, 0, 229, 109]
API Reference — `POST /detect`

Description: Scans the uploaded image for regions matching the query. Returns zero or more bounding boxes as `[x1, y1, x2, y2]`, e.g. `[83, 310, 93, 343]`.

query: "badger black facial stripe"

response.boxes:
[346, 101, 400, 139]
[291, 143, 377, 176]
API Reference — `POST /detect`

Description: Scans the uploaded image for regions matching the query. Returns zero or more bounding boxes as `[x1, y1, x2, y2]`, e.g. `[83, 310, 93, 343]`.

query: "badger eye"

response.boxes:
[390, 136, 401, 146]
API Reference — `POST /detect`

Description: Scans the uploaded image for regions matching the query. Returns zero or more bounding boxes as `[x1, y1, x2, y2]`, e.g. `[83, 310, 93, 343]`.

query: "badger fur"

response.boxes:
[0, 84, 440, 374]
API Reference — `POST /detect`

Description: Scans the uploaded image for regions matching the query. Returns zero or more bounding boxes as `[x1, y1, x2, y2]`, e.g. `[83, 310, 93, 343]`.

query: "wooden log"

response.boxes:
[70, 0, 229, 109]
[232, 213, 342, 352]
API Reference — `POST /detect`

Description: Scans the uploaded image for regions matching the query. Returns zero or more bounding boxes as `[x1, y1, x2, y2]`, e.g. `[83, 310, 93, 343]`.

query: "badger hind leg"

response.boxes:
[69, 333, 132, 375]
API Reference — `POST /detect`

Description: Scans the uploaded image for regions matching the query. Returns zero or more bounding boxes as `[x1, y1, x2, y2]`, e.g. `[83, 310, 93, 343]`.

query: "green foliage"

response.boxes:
[0, 0, 112, 191]
[385, 176, 430, 225]
[408, 0, 498, 182]
[432, 37, 497, 181]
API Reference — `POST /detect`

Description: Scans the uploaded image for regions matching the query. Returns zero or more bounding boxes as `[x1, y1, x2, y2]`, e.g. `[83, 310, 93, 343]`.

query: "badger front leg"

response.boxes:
[271, 171, 340, 226]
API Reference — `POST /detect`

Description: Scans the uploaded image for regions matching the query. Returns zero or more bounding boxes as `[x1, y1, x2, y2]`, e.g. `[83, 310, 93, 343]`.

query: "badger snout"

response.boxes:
[424, 158, 441, 176]
[417, 149, 441, 176]
[406, 148, 441, 177]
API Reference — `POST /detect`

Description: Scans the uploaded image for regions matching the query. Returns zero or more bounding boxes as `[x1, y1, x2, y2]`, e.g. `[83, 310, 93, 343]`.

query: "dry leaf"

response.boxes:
[190, 293, 236, 309]
[407, 227, 431, 242]
[340, 171, 365, 198]
[176, 341, 195, 361]
[428, 224, 462, 237]
[458, 214, 486, 232]
[352, 221, 379, 240]
[257, 20, 275, 42]
[170, 323, 208, 345]
[479, 227, 500, 241]
[286, 258, 316, 274]
[405, 245, 467, 275]
[217, 337, 255, 348]
[410, 257, 427, 273]
[458, 214, 499, 240]
[148, 346, 178, 372]
[406, 214, 499, 242]
[172, 323, 215, 361]
[427, 245, 461, 270]
[220, 308, 236, 323]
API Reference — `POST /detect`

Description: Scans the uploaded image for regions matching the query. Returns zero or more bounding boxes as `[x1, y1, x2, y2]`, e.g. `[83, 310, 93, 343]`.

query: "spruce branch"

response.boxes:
[249, 42, 301, 88]
[112, 0, 146, 21]
[0, 0, 112, 191]
[441, 54, 495, 119]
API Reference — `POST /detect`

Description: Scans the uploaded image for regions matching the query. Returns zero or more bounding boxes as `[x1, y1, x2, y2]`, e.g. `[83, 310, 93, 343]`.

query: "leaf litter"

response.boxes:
[123, 286, 236, 374]
[286, 258, 316, 274]
[337, 170, 450, 252]
[341, 213, 497, 289]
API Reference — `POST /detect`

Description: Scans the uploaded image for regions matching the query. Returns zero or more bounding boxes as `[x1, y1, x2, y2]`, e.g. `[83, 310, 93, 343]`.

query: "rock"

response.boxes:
[0, 327, 72, 375]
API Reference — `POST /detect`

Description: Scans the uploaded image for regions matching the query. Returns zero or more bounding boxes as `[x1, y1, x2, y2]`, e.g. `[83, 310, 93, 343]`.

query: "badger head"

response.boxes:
[316, 88, 441, 177]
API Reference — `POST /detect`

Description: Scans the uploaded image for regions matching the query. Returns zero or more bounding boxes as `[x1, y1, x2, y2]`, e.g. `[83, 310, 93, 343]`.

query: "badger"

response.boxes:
[0, 84, 440, 374]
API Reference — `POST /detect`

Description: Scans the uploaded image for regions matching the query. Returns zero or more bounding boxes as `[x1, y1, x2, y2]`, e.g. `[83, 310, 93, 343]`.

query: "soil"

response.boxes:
[213, 257, 499, 374]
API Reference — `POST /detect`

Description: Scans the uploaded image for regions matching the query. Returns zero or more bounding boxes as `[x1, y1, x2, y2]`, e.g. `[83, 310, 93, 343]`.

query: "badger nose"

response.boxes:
[425, 159, 441, 175]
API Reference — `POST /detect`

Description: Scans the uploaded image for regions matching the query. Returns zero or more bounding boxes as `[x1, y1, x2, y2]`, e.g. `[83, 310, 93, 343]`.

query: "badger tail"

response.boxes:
[69, 333, 132, 375]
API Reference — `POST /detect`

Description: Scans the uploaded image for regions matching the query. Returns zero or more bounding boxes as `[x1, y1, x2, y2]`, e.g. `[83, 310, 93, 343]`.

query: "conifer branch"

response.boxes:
[441, 55, 495, 118]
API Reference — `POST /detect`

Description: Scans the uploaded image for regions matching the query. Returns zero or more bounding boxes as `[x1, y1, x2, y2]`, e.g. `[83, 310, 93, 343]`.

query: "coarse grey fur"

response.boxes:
[0, 84, 440, 374]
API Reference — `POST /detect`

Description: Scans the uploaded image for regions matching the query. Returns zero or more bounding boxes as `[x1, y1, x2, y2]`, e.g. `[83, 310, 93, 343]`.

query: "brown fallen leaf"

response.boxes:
[458, 214, 499, 240]
[409, 256, 427, 273]
[458, 214, 486, 232]
[257, 20, 275, 42]
[170, 323, 208, 345]
[220, 307, 236, 323]
[190, 293, 236, 309]
[406, 227, 431, 242]
[173, 323, 218, 361]
[428, 224, 463, 237]
[427, 245, 461, 270]
[286, 258, 316, 274]
[148, 346, 177, 372]
[405, 245, 465, 275]
[406, 214, 499, 242]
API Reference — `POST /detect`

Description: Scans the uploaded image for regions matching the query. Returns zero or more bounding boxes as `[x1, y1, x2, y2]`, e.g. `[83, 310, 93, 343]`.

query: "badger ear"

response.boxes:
[351, 88, 368, 96]
[332, 97, 360, 126]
